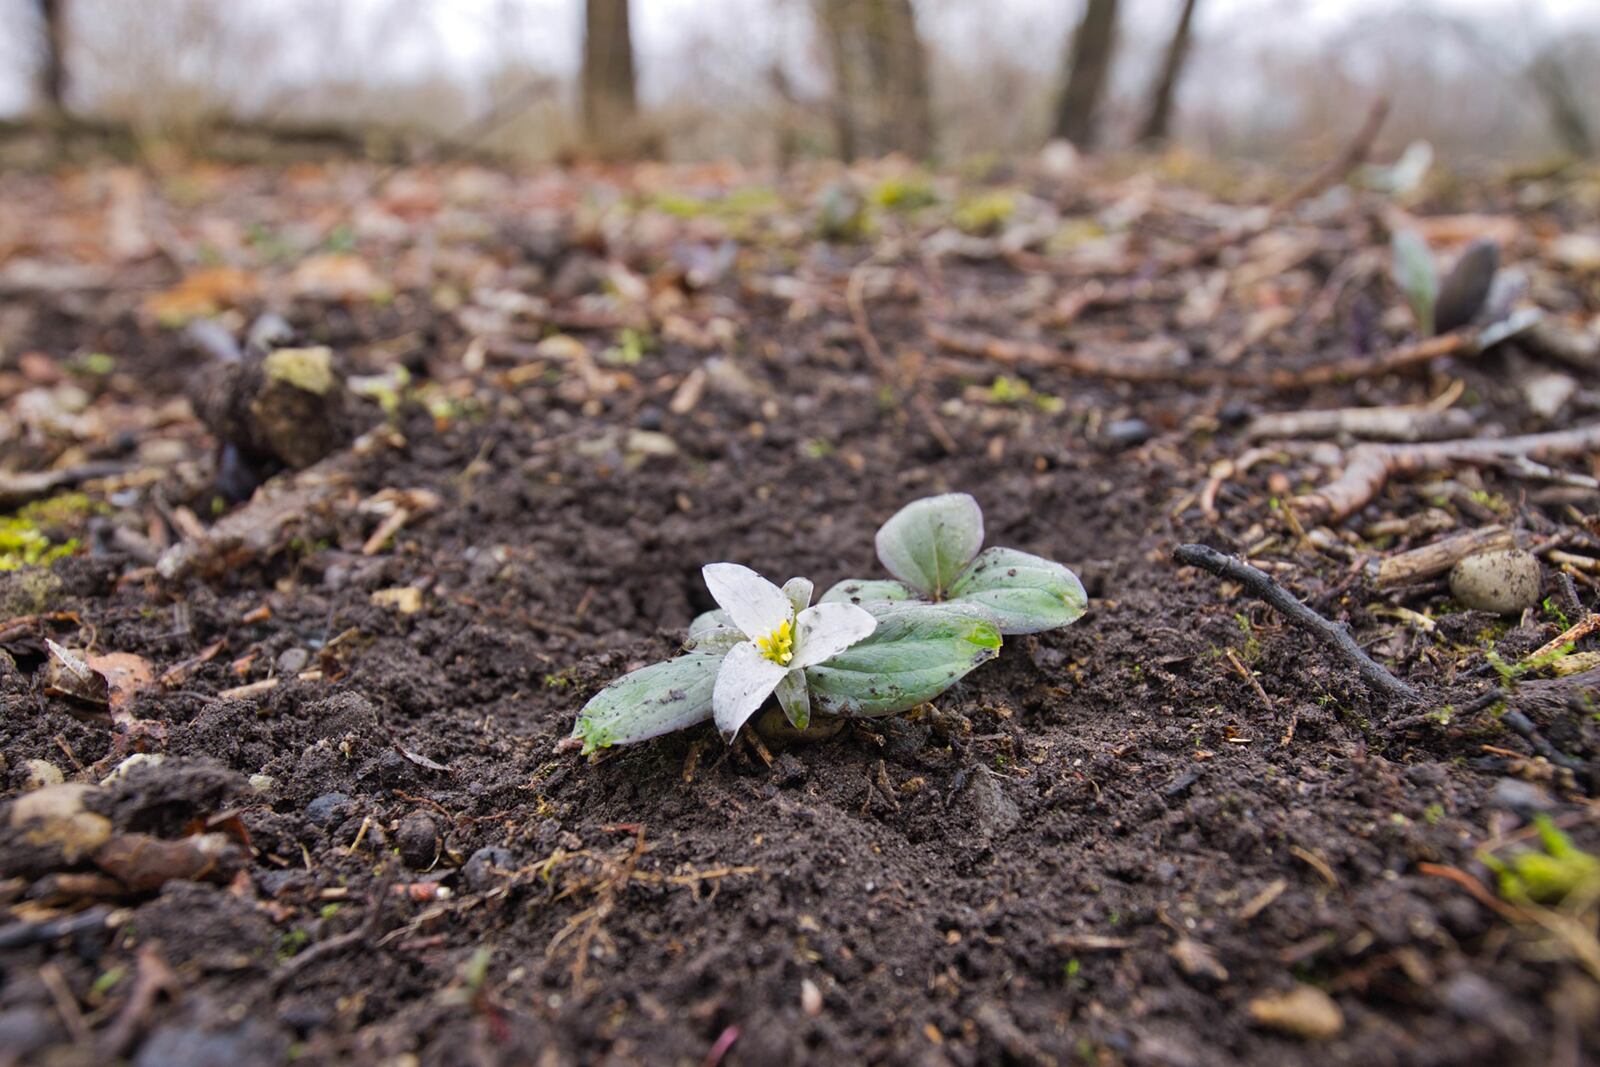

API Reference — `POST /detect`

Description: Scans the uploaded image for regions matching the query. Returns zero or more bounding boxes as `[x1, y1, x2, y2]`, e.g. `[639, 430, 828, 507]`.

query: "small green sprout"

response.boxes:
[1483, 817, 1600, 907]
[568, 494, 1084, 756]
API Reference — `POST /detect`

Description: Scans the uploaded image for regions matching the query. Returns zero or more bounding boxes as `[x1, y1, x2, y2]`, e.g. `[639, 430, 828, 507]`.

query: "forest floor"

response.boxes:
[2, 144, 1600, 1067]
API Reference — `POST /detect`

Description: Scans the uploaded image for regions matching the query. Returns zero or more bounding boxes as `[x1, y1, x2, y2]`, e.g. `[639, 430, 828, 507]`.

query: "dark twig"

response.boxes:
[1502, 708, 1588, 777]
[269, 872, 395, 990]
[1174, 543, 1418, 703]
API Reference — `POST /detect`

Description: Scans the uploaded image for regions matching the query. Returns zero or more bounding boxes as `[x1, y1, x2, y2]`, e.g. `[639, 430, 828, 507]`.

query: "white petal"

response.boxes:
[781, 577, 814, 616]
[775, 671, 811, 730]
[703, 563, 793, 639]
[789, 602, 878, 668]
[712, 642, 788, 740]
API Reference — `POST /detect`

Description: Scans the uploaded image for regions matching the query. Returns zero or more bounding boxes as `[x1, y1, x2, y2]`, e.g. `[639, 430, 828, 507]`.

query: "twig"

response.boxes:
[1501, 708, 1588, 777]
[1372, 526, 1515, 589]
[926, 325, 1472, 392]
[271, 873, 395, 989]
[1173, 543, 1418, 703]
[1530, 613, 1600, 663]
[1297, 423, 1600, 521]
[99, 944, 177, 1059]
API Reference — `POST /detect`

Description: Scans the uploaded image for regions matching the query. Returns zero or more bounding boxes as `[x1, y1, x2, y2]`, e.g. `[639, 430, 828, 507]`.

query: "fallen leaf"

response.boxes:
[1249, 984, 1344, 1040]
[44, 639, 108, 705]
[86, 651, 154, 714]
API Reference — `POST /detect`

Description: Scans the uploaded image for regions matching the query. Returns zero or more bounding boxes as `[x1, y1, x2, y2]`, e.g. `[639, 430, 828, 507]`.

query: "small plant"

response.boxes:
[569, 493, 1086, 755]
[1482, 816, 1600, 907]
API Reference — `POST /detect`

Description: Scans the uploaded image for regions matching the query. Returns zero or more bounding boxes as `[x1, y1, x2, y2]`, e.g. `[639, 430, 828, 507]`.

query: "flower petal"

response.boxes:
[775, 671, 811, 730]
[712, 641, 788, 740]
[781, 577, 814, 616]
[790, 602, 878, 668]
[703, 563, 793, 639]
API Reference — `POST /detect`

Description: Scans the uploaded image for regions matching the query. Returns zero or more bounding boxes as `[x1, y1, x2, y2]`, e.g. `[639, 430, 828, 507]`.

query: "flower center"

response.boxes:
[756, 620, 795, 665]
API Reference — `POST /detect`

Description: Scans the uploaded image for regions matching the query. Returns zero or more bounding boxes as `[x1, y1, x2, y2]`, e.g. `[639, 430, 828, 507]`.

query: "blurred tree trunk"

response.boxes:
[817, 0, 932, 160]
[1053, 0, 1119, 148]
[580, 0, 639, 159]
[1527, 49, 1592, 158]
[37, 0, 67, 114]
[1137, 0, 1198, 145]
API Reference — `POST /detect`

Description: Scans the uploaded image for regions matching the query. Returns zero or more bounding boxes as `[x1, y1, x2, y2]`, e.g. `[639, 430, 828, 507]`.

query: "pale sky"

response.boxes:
[0, 0, 1593, 125]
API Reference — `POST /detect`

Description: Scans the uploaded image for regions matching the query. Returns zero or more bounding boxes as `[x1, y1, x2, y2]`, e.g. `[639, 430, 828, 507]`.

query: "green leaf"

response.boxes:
[570, 651, 724, 754]
[1391, 229, 1438, 335]
[874, 493, 984, 598]
[817, 578, 917, 606]
[685, 609, 742, 652]
[805, 605, 1001, 718]
[947, 547, 1087, 635]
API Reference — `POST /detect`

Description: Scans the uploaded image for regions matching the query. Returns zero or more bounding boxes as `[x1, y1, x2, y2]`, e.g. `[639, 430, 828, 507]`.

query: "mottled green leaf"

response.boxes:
[817, 578, 917, 607]
[874, 493, 984, 598]
[948, 547, 1087, 635]
[570, 651, 724, 754]
[805, 605, 1001, 718]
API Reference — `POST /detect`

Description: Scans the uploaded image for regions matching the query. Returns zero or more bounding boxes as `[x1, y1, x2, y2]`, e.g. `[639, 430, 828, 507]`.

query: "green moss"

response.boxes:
[870, 175, 939, 213]
[0, 516, 78, 571]
[262, 346, 336, 396]
[952, 190, 1016, 234]
[1484, 816, 1600, 905]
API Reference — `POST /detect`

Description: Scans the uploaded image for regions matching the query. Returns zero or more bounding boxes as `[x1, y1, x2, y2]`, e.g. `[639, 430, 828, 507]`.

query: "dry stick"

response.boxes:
[1174, 543, 1418, 703]
[924, 324, 1472, 392]
[1296, 423, 1600, 522]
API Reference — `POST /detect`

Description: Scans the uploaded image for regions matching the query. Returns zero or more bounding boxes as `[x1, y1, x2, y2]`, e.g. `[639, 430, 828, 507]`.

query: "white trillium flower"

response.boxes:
[702, 562, 877, 740]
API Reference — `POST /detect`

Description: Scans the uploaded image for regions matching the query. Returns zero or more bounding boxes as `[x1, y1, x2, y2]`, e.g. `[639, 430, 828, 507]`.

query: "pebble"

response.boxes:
[248, 774, 277, 794]
[1449, 549, 1542, 615]
[1489, 778, 1556, 816]
[462, 846, 517, 891]
[304, 792, 353, 829]
[1104, 418, 1152, 449]
[1170, 937, 1229, 984]
[22, 759, 64, 790]
[396, 811, 441, 869]
[1248, 985, 1344, 1040]
[275, 647, 310, 675]
[135, 1022, 287, 1067]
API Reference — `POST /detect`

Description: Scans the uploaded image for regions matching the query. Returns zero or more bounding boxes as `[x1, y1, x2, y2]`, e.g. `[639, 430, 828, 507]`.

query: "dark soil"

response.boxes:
[2, 161, 1597, 1067]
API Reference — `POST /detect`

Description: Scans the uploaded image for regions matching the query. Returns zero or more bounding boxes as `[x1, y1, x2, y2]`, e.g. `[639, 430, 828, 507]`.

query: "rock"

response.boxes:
[1248, 985, 1344, 1040]
[304, 793, 353, 829]
[101, 753, 165, 784]
[275, 647, 310, 675]
[396, 811, 441, 869]
[248, 774, 276, 794]
[370, 587, 423, 615]
[1489, 778, 1556, 816]
[94, 831, 243, 891]
[954, 768, 1019, 850]
[1524, 371, 1578, 420]
[462, 846, 517, 891]
[1449, 550, 1542, 615]
[770, 752, 808, 787]
[22, 758, 64, 790]
[1170, 937, 1229, 984]
[135, 1020, 289, 1067]
[8, 782, 113, 863]
[1434, 239, 1498, 333]
[0, 1006, 62, 1060]
[1105, 418, 1152, 449]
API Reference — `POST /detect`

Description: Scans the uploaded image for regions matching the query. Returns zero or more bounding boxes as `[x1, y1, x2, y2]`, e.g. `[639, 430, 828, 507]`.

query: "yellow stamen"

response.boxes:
[756, 620, 795, 665]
